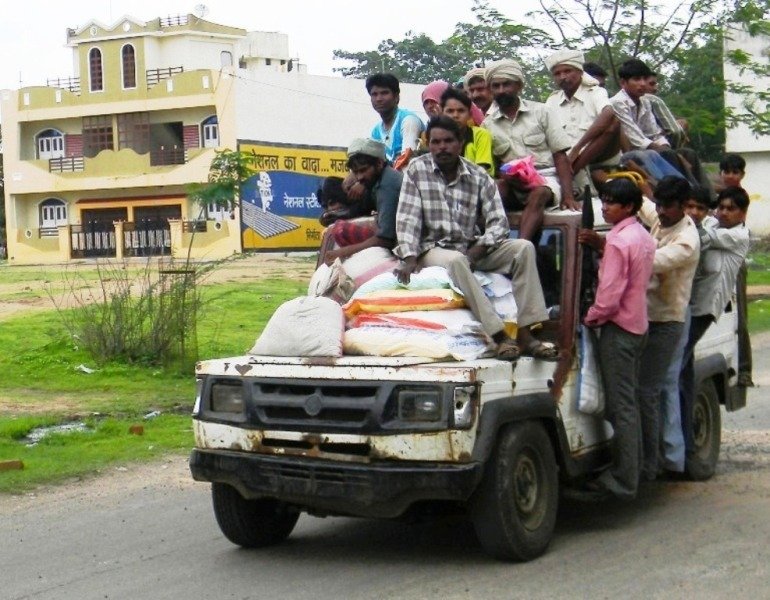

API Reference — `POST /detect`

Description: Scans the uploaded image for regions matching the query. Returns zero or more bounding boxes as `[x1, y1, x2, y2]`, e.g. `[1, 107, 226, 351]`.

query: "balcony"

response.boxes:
[146, 67, 184, 88]
[46, 76, 81, 94]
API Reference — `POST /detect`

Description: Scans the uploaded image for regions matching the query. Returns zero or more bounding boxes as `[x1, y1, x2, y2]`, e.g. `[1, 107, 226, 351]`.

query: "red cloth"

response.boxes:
[331, 220, 377, 247]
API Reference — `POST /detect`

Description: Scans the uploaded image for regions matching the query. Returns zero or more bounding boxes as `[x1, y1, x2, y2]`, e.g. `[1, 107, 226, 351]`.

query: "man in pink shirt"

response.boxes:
[580, 178, 656, 500]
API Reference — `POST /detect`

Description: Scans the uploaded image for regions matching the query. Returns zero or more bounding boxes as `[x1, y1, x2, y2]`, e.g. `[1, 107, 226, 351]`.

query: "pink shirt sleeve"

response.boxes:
[585, 241, 628, 327]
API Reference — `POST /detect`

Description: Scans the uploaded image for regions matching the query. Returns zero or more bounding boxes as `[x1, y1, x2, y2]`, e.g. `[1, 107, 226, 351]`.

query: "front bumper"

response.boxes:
[190, 449, 483, 518]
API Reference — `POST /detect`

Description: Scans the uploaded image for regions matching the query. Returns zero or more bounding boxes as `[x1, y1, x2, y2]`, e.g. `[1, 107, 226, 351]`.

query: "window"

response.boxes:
[201, 116, 219, 148]
[82, 115, 114, 157]
[37, 129, 65, 160]
[117, 112, 150, 154]
[221, 51, 233, 67]
[40, 198, 68, 230]
[122, 44, 137, 89]
[89, 48, 104, 92]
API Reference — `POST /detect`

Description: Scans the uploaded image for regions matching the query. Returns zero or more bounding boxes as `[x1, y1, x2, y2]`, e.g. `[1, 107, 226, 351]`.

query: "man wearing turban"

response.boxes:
[482, 59, 577, 241]
[543, 50, 621, 190]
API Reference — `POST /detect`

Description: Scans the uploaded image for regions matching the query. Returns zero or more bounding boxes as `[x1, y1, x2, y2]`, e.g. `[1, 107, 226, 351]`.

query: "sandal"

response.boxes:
[523, 340, 560, 361]
[495, 338, 521, 361]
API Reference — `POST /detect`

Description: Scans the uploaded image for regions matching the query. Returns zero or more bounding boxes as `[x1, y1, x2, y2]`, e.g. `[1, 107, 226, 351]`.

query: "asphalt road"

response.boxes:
[2, 344, 769, 600]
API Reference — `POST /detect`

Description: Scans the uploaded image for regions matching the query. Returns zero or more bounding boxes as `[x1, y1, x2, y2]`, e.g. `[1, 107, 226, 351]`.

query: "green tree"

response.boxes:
[187, 148, 256, 216]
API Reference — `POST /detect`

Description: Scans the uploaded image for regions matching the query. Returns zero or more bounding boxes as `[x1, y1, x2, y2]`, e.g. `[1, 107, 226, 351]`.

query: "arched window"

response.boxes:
[36, 129, 65, 160]
[122, 44, 136, 89]
[220, 51, 233, 67]
[40, 198, 68, 231]
[89, 47, 104, 92]
[201, 115, 219, 148]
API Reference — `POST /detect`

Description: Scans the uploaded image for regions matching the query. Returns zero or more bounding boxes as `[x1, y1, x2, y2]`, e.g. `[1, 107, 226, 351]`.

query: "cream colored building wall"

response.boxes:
[724, 24, 770, 235]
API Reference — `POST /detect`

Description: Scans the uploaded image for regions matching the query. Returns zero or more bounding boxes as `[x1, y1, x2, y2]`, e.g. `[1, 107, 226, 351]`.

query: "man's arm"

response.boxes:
[553, 150, 578, 210]
[324, 235, 393, 265]
[475, 174, 509, 248]
[585, 241, 628, 327]
[568, 106, 617, 163]
[699, 223, 750, 256]
[392, 166, 425, 260]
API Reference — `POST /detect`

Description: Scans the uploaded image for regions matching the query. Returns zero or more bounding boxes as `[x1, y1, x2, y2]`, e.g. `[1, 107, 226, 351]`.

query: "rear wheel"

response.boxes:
[211, 483, 299, 548]
[685, 378, 721, 481]
[470, 421, 559, 561]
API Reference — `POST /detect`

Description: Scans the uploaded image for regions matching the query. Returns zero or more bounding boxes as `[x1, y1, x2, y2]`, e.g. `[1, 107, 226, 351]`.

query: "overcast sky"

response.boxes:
[0, 0, 537, 91]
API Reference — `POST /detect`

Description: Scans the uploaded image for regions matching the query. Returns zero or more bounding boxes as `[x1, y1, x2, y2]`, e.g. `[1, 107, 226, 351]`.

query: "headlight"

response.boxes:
[452, 385, 477, 428]
[210, 382, 244, 413]
[397, 389, 442, 422]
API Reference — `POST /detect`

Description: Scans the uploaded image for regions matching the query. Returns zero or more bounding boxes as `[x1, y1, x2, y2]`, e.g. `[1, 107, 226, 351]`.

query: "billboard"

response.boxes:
[239, 141, 348, 250]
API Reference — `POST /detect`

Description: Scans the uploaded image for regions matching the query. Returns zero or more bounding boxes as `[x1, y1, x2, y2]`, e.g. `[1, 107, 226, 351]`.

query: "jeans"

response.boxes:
[621, 150, 686, 181]
[659, 309, 690, 472]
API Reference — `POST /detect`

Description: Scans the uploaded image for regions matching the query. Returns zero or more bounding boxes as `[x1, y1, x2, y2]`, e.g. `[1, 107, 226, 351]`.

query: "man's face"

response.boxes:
[683, 198, 709, 226]
[715, 197, 746, 229]
[720, 169, 745, 188]
[466, 78, 492, 111]
[350, 160, 382, 188]
[442, 98, 471, 128]
[646, 76, 659, 95]
[655, 200, 685, 228]
[489, 78, 522, 110]
[600, 199, 633, 225]
[620, 76, 648, 101]
[369, 85, 398, 116]
[428, 127, 462, 170]
[551, 64, 582, 96]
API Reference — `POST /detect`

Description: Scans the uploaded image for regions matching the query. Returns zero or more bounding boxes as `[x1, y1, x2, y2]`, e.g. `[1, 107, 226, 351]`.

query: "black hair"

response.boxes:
[688, 185, 716, 210]
[347, 153, 381, 170]
[618, 58, 653, 80]
[653, 176, 691, 206]
[601, 178, 642, 214]
[582, 62, 607, 78]
[317, 177, 348, 209]
[717, 186, 750, 212]
[365, 73, 400, 94]
[440, 86, 472, 109]
[426, 115, 462, 142]
[719, 153, 746, 173]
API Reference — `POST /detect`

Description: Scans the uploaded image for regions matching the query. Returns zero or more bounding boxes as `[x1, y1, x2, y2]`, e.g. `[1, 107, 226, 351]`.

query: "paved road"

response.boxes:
[2, 344, 769, 600]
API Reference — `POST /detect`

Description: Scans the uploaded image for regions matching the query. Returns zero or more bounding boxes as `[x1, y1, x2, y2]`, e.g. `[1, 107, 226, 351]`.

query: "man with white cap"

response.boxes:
[544, 49, 621, 188]
[482, 59, 577, 242]
[463, 66, 494, 116]
[324, 138, 402, 265]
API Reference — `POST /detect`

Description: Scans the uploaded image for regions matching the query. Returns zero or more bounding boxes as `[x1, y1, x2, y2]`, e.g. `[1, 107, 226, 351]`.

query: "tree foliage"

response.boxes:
[332, 0, 770, 153]
[187, 149, 256, 215]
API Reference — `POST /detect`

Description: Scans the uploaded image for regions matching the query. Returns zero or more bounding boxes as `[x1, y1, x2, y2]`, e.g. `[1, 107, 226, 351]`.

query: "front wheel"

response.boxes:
[685, 378, 721, 481]
[212, 483, 299, 548]
[470, 421, 559, 561]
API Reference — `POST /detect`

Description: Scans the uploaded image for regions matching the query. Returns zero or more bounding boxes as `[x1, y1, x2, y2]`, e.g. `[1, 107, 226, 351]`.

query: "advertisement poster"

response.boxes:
[239, 141, 348, 250]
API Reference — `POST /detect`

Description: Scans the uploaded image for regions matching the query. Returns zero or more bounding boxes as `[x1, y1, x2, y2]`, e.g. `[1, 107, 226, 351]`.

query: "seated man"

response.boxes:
[583, 62, 608, 88]
[609, 59, 689, 184]
[544, 49, 621, 189]
[324, 138, 402, 265]
[482, 58, 577, 241]
[463, 67, 494, 118]
[366, 73, 424, 170]
[440, 86, 494, 176]
[394, 115, 558, 361]
[317, 176, 373, 227]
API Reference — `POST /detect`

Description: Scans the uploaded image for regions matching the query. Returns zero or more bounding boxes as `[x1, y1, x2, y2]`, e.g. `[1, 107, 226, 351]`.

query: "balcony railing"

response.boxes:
[146, 66, 184, 87]
[183, 220, 208, 233]
[160, 14, 188, 27]
[150, 147, 186, 166]
[46, 76, 81, 94]
[49, 156, 84, 173]
[39, 227, 59, 238]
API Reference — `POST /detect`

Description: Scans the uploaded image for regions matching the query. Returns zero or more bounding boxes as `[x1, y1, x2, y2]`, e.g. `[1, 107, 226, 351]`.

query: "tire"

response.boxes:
[211, 483, 299, 548]
[685, 378, 721, 481]
[470, 420, 559, 561]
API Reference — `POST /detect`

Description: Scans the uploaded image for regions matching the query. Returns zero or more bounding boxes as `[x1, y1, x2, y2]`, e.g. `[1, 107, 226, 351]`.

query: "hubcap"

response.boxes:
[513, 449, 544, 530]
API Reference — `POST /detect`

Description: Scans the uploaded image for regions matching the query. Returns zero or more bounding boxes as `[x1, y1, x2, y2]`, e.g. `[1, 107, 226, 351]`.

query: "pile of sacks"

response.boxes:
[250, 247, 517, 361]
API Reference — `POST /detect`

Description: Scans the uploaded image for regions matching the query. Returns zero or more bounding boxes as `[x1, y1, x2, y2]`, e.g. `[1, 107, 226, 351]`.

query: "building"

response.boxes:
[724, 24, 770, 235]
[1, 14, 424, 264]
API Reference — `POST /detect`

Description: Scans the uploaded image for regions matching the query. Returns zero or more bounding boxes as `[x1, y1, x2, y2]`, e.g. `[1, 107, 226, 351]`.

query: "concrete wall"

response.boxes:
[724, 25, 770, 235]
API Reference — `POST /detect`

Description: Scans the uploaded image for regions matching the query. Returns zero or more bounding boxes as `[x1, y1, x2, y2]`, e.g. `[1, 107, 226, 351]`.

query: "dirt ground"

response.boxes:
[0, 253, 317, 322]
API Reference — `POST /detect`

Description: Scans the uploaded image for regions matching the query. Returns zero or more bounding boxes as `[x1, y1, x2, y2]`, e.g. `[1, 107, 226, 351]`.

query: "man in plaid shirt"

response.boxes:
[394, 115, 558, 361]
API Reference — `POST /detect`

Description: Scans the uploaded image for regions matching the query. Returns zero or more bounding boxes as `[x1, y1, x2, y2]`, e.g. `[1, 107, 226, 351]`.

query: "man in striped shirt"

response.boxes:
[393, 115, 557, 361]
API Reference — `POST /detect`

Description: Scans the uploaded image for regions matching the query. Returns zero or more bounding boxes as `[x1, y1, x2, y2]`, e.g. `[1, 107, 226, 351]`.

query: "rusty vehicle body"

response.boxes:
[189, 210, 745, 561]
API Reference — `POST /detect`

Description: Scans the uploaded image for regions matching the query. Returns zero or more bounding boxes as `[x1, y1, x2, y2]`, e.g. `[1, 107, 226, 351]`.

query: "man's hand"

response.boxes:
[578, 228, 605, 254]
[560, 189, 581, 211]
[394, 256, 418, 285]
[466, 244, 488, 270]
[324, 248, 346, 266]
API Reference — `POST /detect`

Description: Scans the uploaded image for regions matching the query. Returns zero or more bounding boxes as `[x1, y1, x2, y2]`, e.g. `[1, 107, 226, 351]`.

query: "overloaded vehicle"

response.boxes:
[189, 208, 746, 561]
